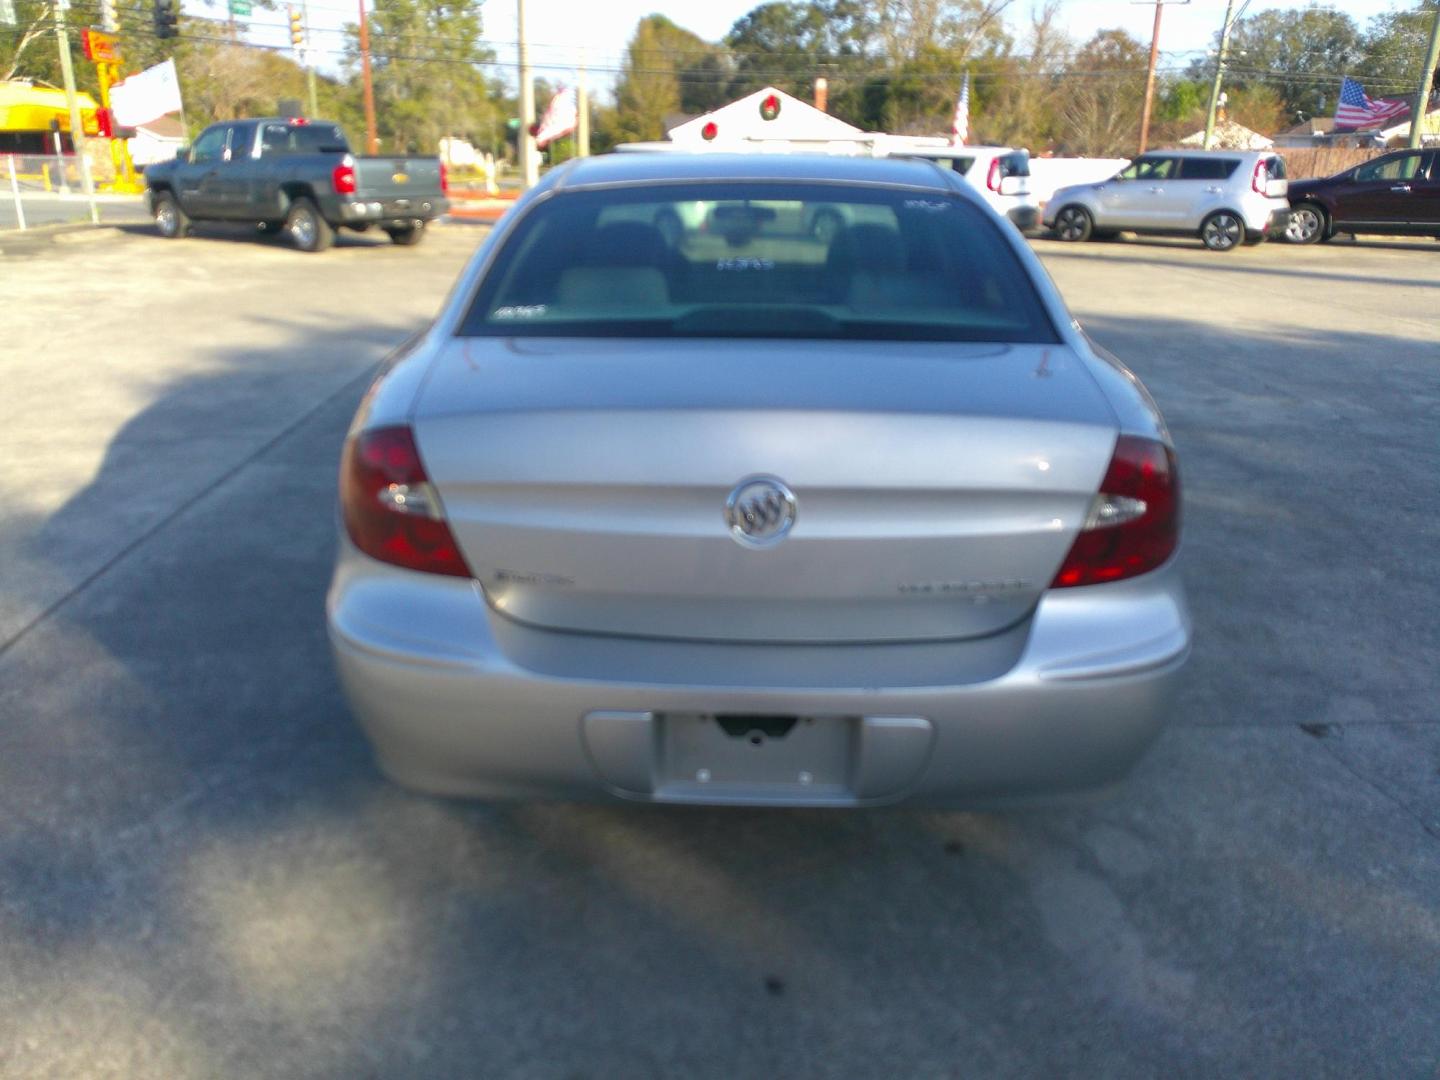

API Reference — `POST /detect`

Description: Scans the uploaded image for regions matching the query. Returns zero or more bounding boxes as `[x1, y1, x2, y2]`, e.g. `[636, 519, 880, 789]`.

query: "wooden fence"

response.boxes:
[1273, 147, 1387, 179]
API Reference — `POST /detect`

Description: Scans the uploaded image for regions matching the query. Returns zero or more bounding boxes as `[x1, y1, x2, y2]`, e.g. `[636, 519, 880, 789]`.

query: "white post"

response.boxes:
[516, 0, 538, 187]
[7, 155, 26, 230]
[576, 46, 589, 158]
[54, 0, 100, 223]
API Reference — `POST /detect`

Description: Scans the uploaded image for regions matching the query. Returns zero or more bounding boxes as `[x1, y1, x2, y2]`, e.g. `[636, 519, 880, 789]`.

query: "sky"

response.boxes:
[234, 0, 1406, 99]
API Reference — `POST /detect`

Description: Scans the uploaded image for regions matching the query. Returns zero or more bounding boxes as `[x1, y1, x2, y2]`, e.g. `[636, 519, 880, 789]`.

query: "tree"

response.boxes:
[1361, 1, 1440, 100]
[977, 0, 1071, 148]
[1058, 29, 1147, 155]
[724, 0, 868, 102]
[350, 0, 501, 154]
[611, 15, 729, 142]
[1184, 8, 1363, 120]
[865, 0, 1016, 65]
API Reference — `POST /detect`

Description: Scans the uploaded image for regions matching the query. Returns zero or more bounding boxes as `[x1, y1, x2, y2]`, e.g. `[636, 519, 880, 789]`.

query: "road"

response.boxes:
[1, 222, 1437, 1078]
[0, 192, 150, 231]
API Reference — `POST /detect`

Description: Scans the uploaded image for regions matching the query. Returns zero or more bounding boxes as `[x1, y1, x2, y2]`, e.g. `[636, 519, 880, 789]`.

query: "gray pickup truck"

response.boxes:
[145, 117, 449, 252]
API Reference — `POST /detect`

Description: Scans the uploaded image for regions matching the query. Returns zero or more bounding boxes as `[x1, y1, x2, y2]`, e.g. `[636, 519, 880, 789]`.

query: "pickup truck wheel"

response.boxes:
[153, 192, 189, 239]
[285, 197, 334, 253]
[384, 223, 425, 246]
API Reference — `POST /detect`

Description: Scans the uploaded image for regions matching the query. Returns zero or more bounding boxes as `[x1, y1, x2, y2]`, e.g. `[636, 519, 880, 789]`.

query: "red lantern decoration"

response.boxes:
[759, 93, 781, 121]
[701, 120, 719, 141]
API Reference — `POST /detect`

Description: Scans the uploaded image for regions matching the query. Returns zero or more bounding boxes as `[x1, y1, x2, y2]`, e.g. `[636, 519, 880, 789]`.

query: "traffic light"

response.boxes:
[153, 0, 179, 39]
[289, 7, 304, 48]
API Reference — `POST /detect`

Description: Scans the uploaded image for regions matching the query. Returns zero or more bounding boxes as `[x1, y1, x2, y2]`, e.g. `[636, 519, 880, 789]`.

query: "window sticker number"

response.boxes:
[904, 199, 951, 212]
[494, 304, 547, 319]
[716, 258, 775, 271]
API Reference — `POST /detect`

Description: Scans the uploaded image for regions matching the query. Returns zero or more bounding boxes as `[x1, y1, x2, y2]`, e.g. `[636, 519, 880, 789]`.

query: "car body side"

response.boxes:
[1285, 148, 1440, 242]
[1042, 149, 1290, 247]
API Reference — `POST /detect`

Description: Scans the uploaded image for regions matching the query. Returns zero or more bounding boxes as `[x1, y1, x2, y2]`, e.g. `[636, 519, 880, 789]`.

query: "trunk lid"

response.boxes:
[413, 338, 1118, 644]
[352, 156, 444, 200]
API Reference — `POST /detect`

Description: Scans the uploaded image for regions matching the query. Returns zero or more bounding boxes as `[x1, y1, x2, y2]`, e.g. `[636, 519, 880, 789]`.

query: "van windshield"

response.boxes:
[459, 183, 1059, 344]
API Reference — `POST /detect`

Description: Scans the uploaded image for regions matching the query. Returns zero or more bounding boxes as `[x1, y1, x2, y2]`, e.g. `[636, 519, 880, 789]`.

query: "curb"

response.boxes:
[0, 221, 130, 254]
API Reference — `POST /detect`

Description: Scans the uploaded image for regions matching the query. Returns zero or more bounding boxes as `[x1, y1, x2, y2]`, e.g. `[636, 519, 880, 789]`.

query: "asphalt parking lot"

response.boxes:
[2, 221, 1437, 1078]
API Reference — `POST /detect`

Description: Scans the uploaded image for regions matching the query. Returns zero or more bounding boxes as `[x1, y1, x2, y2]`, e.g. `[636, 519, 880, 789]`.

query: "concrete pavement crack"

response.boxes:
[1311, 728, 1440, 844]
[0, 364, 378, 663]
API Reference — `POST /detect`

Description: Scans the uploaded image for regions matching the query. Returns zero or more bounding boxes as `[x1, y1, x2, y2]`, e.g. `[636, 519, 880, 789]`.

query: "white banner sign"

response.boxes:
[110, 59, 183, 128]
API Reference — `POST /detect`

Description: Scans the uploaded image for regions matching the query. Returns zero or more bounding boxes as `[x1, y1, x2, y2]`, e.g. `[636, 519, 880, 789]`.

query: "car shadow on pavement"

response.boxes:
[0, 312, 1437, 1077]
[1037, 240, 1440, 291]
[114, 221, 396, 250]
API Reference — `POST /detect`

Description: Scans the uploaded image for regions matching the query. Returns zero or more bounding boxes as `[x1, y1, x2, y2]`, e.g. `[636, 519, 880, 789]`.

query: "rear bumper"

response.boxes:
[327, 546, 1190, 807]
[1007, 205, 1040, 230]
[332, 195, 449, 225]
[1266, 207, 1292, 233]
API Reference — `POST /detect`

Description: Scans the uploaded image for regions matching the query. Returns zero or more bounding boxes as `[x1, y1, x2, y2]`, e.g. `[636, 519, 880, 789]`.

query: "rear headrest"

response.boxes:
[584, 222, 667, 268]
[826, 224, 906, 275]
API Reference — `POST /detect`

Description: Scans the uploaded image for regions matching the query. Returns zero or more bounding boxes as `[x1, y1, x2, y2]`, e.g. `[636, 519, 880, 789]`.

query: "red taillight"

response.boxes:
[340, 426, 471, 578]
[1050, 436, 1180, 589]
[331, 161, 357, 195]
[1252, 158, 1267, 195]
[290, 117, 309, 125]
[439, 160, 449, 196]
[987, 157, 1002, 192]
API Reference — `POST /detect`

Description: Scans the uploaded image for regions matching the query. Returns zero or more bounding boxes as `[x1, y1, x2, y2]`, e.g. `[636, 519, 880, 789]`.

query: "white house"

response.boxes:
[1179, 120, 1274, 151]
[128, 113, 184, 168]
[666, 87, 867, 150]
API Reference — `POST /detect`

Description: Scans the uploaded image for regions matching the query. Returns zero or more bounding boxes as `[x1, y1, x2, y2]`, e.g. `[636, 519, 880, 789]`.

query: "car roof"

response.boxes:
[551, 152, 957, 193]
[1139, 148, 1266, 158]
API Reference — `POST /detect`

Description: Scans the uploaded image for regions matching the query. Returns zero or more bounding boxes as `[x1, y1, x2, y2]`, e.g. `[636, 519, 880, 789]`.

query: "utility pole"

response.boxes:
[358, 0, 378, 153]
[303, 0, 319, 117]
[1410, 5, 1440, 149]
[576, 45, 589, 157]
[1203, 0, 1238, 149]
[516, 0, 538, 187]
[100, 0, 117, 32]
[1136, 0, 1187, 154]
[54, 0, 99, 223]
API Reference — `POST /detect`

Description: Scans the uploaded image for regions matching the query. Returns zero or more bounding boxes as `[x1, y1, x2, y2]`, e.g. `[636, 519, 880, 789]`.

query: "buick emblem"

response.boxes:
[724, 476, 797, 548]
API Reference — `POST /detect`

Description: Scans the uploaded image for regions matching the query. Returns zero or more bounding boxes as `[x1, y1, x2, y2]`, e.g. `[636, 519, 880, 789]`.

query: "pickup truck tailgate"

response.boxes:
[353, 156, 444, 200]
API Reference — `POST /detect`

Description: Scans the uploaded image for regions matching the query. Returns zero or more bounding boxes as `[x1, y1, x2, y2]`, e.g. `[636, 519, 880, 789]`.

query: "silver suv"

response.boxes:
[1044, 149, 1290, 251]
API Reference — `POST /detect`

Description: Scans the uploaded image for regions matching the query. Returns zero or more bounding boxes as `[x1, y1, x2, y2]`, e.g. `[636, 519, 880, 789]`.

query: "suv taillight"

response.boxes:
[439, 160, 449, 196]
[332, 161, 357, 195]
[1051, 436, 1180, 588]
[986, 157, 1002, 192]
[340, 426, 471, 578]
[1252, 158, 1268, 195]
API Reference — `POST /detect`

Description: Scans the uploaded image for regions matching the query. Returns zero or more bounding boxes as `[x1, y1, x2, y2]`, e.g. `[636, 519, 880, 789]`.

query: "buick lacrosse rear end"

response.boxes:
[327, 154, 1189, 806]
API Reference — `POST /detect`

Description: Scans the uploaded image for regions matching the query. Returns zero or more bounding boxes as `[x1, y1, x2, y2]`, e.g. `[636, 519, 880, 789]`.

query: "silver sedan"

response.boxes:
[327, 153, 1189, 807]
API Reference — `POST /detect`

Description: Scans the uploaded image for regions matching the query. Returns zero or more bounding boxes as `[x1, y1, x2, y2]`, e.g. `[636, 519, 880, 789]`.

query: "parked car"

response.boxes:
[1044, 149, 1290, 251]
[145, 117, 449, 252]
[328, 153, 1189, 807]
[892, 146, 1040, 230]
[1284, 148, 1440, 244]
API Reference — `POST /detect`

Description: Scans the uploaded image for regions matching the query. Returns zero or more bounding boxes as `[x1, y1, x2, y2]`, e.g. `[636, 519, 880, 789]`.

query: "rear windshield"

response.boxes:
[259, 122, 349, 156]
[459, 183, 1058, 343]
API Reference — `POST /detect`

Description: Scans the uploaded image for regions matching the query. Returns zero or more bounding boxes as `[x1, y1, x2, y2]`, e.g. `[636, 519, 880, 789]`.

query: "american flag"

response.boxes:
[1333, 77, 1409, 131]
[951, 71, 970, 146]
[533, 85, 578, 149]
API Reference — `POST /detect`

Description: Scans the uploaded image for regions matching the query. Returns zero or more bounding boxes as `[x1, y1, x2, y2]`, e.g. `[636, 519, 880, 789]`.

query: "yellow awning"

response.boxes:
[0, 80, 100, 135]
